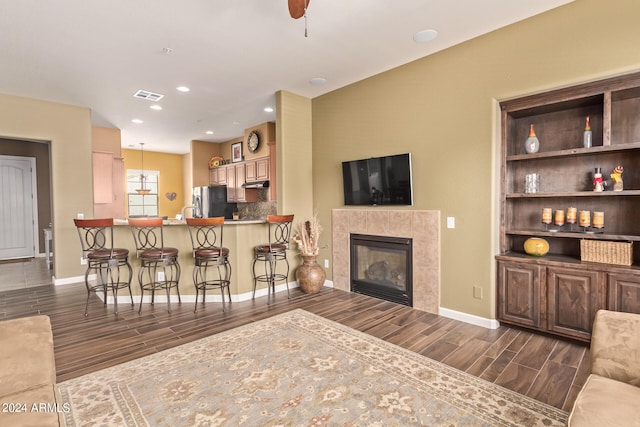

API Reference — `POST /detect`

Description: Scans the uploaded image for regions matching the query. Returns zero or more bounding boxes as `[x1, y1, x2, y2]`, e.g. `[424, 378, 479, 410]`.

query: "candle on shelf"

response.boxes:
[593, 211, 604, 229]
[579, 210, 591, 227]
[566, 207, 577, 224]
[554, 210, 565, 226]
[542, 208, 553, 225]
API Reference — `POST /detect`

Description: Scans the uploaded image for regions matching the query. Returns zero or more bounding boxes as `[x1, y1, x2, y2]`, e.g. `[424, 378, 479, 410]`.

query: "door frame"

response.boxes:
[0, 155, 39, 259]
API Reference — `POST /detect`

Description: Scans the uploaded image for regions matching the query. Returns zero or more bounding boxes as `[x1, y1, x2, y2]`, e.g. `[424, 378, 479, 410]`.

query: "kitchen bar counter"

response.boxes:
[111, 218, 295, 305]
[114, 218, 266, 226]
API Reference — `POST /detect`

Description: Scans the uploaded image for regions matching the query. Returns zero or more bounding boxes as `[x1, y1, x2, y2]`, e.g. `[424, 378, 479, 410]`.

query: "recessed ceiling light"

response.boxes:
[150, 105, 162, 110]
[131, 119, 144, 124]
[264, 107, 274, 113]
[309, 77, 327, 85]
[205, 131, 214, 135]
[176, 86, 190, 92]
[413, 29, 438, 43]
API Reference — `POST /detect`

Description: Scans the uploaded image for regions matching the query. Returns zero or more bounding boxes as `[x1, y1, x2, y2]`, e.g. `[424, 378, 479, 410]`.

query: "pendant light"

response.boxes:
[135, 143, 150, 195]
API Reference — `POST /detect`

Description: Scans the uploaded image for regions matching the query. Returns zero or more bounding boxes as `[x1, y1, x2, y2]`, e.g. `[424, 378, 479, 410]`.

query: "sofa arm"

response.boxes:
[590, 309, 640, 387]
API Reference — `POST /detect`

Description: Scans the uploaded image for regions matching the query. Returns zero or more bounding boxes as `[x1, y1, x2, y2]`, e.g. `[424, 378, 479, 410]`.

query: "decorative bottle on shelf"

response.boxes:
[524, 124, 540, 153]
[583, 116, 592, 148]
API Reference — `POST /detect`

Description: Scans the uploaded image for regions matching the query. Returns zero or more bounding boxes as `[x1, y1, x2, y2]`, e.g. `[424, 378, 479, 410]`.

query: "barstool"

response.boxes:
[73, 218, 134, 316]
[252, 214, 294, 301]
[128, 217, 181, 313]
[186, 217, 231, 312]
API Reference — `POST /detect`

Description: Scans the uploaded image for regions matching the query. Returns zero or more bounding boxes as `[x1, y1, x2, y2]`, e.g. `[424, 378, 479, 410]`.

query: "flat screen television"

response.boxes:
[342, 153, 413, 206]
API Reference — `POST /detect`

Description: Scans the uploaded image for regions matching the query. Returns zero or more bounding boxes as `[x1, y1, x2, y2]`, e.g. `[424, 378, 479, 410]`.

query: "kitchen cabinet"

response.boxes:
[210, 166, 228, 185]
[94, 156, 125, 219]
[496, 71, 640, 341]
[245, 157, 269, 182]
[225, 163, 257, 203]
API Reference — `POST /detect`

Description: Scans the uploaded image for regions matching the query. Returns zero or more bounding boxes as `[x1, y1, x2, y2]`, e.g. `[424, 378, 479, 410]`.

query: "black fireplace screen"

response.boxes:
[350, 234, 413, 306]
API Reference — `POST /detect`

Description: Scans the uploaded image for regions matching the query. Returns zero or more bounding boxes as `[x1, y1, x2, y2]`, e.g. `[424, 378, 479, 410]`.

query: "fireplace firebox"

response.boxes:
[350, 233, 413, 306]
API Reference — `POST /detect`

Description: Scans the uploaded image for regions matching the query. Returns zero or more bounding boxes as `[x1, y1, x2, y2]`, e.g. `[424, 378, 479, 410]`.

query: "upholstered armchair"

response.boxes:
[568, 309, 640, 426]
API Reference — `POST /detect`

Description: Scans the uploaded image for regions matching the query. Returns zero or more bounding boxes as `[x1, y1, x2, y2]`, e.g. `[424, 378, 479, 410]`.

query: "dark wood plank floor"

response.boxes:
[0, 283, 589, 412]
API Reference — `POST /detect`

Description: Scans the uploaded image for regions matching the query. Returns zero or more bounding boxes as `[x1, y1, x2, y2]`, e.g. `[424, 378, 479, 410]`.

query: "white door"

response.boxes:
[0, 156, 37, 259]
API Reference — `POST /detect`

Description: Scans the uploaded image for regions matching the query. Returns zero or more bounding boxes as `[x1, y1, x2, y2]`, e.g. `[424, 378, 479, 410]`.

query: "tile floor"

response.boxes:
[0, 257, 53, 292]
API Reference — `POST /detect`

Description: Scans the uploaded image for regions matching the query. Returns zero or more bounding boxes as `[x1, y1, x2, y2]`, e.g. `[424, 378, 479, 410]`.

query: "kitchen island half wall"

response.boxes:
[104, 220, 297, 305]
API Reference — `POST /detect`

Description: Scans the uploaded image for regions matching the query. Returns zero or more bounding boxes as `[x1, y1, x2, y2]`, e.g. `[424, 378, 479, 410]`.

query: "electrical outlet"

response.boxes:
[447, 217, 455, 229]
[77, 213, 84, 219]
[80, 257, 87, 265]
[157, 271, 165, 282]
[324, 259, 329, 268]
[473, 286, 483, 299]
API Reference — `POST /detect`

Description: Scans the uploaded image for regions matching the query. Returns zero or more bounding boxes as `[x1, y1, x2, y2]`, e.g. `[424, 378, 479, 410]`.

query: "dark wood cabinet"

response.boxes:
[498, 261, 543, 329]
[607, 273, 640, 314]
[547, 267, 602, 341]
[497, 72, 640, 341]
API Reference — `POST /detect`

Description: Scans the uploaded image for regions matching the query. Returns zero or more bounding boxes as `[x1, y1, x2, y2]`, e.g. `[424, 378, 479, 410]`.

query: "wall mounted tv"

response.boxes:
[342, 153, 413, 206]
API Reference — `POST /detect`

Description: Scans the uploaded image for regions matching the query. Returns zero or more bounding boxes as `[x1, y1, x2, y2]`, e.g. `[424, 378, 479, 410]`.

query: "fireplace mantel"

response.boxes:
[332, 209, 440, 314]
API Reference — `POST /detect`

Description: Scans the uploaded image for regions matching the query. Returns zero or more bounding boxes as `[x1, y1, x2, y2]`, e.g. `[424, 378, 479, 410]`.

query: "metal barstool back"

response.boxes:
[128, 217, 181, 313]
[186, 217, 231, 312]
[73, 218, 133, 316]
[252, 214, 295, 302]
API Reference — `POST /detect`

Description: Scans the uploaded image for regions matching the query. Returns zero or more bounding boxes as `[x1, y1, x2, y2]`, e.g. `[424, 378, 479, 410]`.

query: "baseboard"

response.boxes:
[53, 275, 92, 286]
[104, 279, 335, 305]
[438, 307, 500, 330]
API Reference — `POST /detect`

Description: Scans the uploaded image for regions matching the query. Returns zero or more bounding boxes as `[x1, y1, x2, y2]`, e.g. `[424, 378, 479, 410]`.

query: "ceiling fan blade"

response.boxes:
[288, 0, 310, 19]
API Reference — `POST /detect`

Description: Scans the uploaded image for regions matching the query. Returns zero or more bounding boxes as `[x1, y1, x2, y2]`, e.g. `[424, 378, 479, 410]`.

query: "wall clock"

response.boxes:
[247, 131, 260, 153]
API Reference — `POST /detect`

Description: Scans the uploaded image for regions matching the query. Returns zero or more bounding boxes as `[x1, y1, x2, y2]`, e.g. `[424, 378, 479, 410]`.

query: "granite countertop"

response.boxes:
[114, 219, 266, 226]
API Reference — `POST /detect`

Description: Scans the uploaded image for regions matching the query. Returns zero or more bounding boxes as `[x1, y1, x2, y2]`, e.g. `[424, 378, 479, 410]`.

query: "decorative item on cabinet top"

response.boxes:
[209, 156, 225, 169]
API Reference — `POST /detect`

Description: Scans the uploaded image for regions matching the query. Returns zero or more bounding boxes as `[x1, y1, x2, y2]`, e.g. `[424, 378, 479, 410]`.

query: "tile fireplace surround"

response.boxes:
[332, 209, 440, 314]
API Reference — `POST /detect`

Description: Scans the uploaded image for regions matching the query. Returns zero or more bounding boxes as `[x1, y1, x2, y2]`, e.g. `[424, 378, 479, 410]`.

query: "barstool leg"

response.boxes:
[84, 268, 91, 317]
[252, 257, 258, 299]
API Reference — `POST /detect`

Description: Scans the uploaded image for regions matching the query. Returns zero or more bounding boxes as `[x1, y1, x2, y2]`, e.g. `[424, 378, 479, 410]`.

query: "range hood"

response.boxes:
[241, 180, 270, 189]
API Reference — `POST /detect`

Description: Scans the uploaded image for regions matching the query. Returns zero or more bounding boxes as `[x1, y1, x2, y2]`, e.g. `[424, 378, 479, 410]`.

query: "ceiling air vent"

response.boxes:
[133, 90, 164, 102]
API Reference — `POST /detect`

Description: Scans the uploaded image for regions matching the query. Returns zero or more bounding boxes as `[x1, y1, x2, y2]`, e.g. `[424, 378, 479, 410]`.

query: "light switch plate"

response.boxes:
[447, 217, 455, 228]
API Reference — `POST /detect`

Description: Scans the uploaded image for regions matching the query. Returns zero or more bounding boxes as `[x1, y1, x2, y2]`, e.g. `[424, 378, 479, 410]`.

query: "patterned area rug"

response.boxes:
[57, 309, 567, 426]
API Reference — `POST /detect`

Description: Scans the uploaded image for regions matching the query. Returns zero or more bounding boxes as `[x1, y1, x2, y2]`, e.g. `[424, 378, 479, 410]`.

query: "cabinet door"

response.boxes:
[217, 166, 228, 185]
[245, 160, 257, 182]
[226, 165, 236, 201]
[497, 261, 543, 329]
[235, 164, 246, 202]
[210, 168, 218, 185]
[256, 157, 269, 180]
[607, 272, 640, 314]
[547, 267, 602, 341]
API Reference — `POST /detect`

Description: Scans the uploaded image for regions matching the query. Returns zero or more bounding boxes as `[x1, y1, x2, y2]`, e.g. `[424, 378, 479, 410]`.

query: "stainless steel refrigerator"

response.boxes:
[192, 186, 237, 219]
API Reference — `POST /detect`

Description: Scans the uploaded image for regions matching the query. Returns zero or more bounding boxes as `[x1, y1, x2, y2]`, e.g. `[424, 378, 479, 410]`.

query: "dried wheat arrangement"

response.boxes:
[293, 215, 322, 256]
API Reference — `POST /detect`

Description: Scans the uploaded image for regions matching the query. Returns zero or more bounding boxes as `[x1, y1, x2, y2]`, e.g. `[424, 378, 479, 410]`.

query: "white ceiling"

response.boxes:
[0, 0, 571, 154]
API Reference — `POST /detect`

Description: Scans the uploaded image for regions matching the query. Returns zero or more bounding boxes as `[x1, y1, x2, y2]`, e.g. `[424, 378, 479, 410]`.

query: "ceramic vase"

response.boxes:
[296, 255, 325, 294]
[524, 237, 549, 257]
[525, 124, 540, 153]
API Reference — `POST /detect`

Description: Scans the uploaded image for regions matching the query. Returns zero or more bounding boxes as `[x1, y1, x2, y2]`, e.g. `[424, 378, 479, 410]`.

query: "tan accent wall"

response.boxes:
[122, 149, 185, 219]
[190, 139, 222, 188]
[0, 93, 92, 280]
[311, 0, 640, 319]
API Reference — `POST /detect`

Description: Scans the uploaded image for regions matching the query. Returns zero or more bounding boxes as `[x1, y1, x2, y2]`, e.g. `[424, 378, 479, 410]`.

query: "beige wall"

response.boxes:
[311, 0, 640, 319]
[0, 93, 92, 280]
